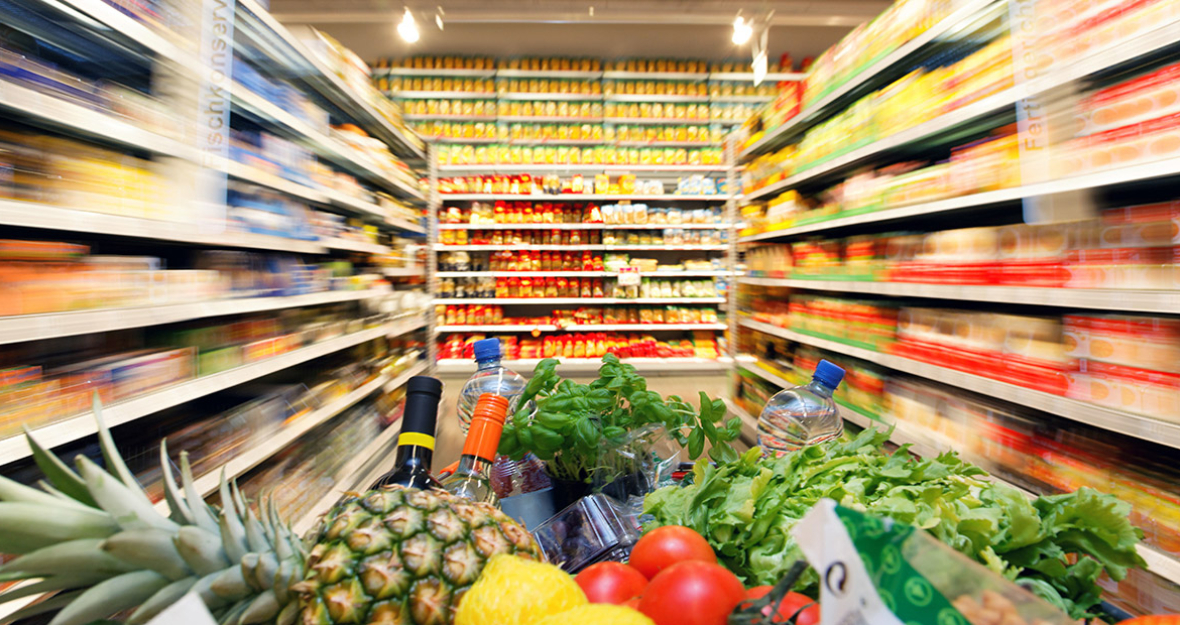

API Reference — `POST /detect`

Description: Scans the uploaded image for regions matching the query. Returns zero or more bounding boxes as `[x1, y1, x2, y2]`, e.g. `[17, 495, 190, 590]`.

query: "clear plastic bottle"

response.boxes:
[457, 338, 527, 433]
[757, 359, 846, 454]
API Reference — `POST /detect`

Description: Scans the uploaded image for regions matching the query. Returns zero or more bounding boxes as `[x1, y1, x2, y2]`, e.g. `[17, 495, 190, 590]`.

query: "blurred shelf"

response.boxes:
[444, 270, 731, 277]
[382, 266, 426, 278]
[709, 95, 774, 103]
[382, 67, 497, 77]
[0, 76, 198, 161]
[440, 194, 727, 201]
[322, 238, 391, 254]
[437, 356, 733, 375]
[736, 278, 1180, 314]
[434, 323, 726, 333]
[495, 69, 602, 79]
[740, 0, 1001, 158]
[291, 418, 395, 535]
[497, 115, 605, 123]
[216, 158, 329, 204]
[711, 72, 807, 82]
[603, 71, 708, 81]
[186, 367, 409, 502]
[741, 155, 1180, 239]
[498, 92, 603, 101]
[404, 114, 498, 121]
[388, 91, 498, 99]
[231, 84, 422, 200]
[0, 322, 405, 467]
[0, 200, 326, 254]
[604, 118, 713, 125]
[737, 318, 1180, 450]
[387, 215, 427, 234]
[434, 244, 728, 251]
[234, 0, 424, 159]
[0, 289, 386, 346]
[55, 0, 202, 68]
[606, 94, 709, 103]
[433, 297, 725, 305]
[438, 164, 726, 173]
[615, 141, 714, 148]
[438, 222, 730, 230]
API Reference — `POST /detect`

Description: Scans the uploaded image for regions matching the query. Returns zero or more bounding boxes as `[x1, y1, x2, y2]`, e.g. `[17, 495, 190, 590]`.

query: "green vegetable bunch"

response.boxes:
[497, 354, 743, 482]
[644, 428, 1146, 620]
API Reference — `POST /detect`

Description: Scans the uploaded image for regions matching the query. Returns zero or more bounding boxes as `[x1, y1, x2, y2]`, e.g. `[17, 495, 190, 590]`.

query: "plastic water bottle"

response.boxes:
[457, 338, 527, 433]
[757, 359, 846, 454]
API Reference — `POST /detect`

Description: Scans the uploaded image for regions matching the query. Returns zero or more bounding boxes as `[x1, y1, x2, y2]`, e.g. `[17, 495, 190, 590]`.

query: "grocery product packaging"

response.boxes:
[792, 499, 1073, 625]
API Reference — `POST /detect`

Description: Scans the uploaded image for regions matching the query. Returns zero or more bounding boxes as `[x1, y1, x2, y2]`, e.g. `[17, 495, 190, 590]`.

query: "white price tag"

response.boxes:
[617, 273, 641, 287]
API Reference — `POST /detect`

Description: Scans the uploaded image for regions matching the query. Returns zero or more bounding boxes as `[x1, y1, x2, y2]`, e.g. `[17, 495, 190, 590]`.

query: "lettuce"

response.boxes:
[642, 428, 1146, 619]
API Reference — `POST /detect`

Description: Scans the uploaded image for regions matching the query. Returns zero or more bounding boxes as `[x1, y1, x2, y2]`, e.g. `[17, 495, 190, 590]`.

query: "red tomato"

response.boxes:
[575, 562, 649, 605]
[629, 526, 716, 579]
[624, 597, 642, 610]
[744, 586, 820, 625]
[638, 561, 745, 625]
[1119, 618, 1180, 625]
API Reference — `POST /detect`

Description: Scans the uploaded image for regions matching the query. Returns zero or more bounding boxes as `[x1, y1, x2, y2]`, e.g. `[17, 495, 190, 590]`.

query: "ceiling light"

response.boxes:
[732, 15, 753, 45]
[398, 8, 420, 42]
[435, 5, 444, 29]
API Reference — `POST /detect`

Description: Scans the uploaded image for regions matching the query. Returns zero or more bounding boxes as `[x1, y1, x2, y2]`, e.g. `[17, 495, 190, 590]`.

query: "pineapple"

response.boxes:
[296, 488, 542, 625]
[0, 396, 540, 625]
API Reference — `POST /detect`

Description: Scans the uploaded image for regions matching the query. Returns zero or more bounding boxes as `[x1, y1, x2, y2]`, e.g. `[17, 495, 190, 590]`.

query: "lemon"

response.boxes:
[455, 554, 587, 625]
[534, 604, 656, 625]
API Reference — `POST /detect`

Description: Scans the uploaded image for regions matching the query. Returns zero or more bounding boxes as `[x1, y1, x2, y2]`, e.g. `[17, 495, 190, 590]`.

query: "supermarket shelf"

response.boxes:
[0, 322, 400, 467]
[437, 271, 731, 278]
[604, 118, 714, 125]
[438, 164, 727, 173]
[387, 215, 427, 235]
[737, 318, 1180, 450]
[736, 278, 1180, 315]
[0, 76, 198, 161]
[216, 158, 328, 204]
[709, 95, 773, 103]
[724, 399, 760, 444]
[322, 237, 391, 254]
[437, 222, 730, 230]
[0, 200, 327, 254]
[495, 69, 602, 79]
[291, 420, 395, 535]
[498, 92, 603, 101]
[711, 72, 807, 82]
[435, 323, 726, 333]
[187, 367, 411, 501]
[56, 0, 201, 68]
[405, 114, 498, 121]
[382, 67, 497, 77]
[603, 71, 708, 80]
[437, 356, 733, 375]
[234, 0, 424, 159]
[383, 266, 426, 278]
[381, 361, 429, 393]
[440, 194, 727, 201]
[616, 141, 713, 148]
[433, 297, 725, 305]
[497, 116, 605, 123]
[435, 244, 728, 251]
[385, 315, 429, 338]
[740, 0, 1001, 158]
[747, 84, 1026, 199]
[231, 85, 422, 200]
[389, 91, 499, 99]
[0, 289, 385, 346]
[606, 94, 709, 103]
[739, 155, 1180, 240]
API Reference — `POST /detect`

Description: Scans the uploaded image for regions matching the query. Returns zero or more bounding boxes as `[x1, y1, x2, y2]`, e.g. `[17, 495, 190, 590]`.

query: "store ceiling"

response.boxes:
[273, 0, 889, 62]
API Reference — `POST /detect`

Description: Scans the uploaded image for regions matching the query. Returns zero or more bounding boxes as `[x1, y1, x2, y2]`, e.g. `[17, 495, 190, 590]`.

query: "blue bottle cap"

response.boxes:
[812, 359, 845, 390]
[473, 338, 502, 362]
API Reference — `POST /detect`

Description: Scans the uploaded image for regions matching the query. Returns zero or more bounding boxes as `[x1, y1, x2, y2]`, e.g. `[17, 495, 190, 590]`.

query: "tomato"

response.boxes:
[629, 525, 716, 579]
[637, 560, 746, 625]
[744, 585, 820, 625]
[624, 597, 642, 610]
[1119, 618, 1180, 625]
[575, 562, 649, 605]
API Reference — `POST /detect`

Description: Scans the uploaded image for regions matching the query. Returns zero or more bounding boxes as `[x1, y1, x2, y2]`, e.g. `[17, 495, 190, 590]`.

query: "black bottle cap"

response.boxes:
[407, 376, 443, 397]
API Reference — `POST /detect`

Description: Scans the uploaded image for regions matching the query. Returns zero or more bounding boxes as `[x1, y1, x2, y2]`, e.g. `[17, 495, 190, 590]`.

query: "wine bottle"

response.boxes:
[371, 376, 444, 490]
[441, 393, 509, 504]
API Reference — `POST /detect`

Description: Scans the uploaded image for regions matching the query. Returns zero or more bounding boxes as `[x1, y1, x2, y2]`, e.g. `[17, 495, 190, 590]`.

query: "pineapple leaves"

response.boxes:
[101, 529, 194, 582]
[48, 570, 170, 625]
[0, 503, 119, 554]
[126, 577, 198, 625]
[76, 456, 178, 534]
[91, 394, 150, 507]
[24, 427, 98, 508]
[0, 539, 135, 580]
[0, 474, 92, 514]
[180, 452, 220, 534]
[160, 440, 195, 526]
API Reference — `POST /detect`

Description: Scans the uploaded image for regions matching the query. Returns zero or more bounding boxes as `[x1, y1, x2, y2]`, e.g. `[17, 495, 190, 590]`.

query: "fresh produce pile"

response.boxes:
[498, 353, 742, 481]
[643, 428, 1147, 619]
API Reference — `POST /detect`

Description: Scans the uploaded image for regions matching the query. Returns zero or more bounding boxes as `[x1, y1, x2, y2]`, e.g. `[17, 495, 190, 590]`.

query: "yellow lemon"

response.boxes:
[455, 554, 587, 625]
[533, 604, 656, 625]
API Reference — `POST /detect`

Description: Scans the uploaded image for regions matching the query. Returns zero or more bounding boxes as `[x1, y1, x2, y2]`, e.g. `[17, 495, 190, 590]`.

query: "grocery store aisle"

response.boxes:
[433, 374, 729, 467]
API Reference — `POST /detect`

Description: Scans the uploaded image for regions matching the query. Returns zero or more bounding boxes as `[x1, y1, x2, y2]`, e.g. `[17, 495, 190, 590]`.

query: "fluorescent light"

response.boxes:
[398, 8, 420, 42]
[732, 15, 753, 45]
